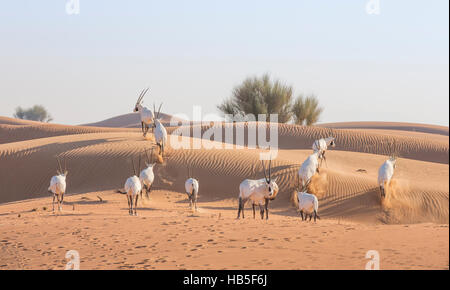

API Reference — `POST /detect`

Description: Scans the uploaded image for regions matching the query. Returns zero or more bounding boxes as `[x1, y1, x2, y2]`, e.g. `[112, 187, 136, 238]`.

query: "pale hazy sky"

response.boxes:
[1, 0, 448, 125]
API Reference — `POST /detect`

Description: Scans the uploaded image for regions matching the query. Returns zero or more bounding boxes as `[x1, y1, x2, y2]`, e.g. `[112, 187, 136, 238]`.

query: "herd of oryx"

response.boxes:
[48, 88, 398, 221]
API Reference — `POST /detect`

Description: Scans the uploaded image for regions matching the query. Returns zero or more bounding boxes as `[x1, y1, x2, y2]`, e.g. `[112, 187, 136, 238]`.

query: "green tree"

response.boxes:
[14, 105, 53, 122]
[291, 95, 323, 126]
[217, 74, 293, 123]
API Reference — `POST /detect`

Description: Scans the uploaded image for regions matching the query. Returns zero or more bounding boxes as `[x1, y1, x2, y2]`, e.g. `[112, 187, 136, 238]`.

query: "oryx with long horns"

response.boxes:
[139, 148, 156, 199]
[184, 154, 199, 211]
[124, 156, 142, 216]
[133, 87, 154, 137]
[237, 157, 279, 220]
[294, 177, 320, 222]
[152, 103, 168, 156]
[48, 156, 68, 212]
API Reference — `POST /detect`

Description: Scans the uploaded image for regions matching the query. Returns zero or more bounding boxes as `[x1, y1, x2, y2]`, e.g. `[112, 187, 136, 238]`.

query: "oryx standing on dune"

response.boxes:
[312, 136, 335, 168]
[298, 151, 320, 190]
[48, 157, 68, 212]
[378, 156, 397, 198]
[237, 159, 279, 220]
[124, 157, 142, 216]
[139, 148, 156, 198]
[153, 103, 168, 156]
[184, 162, 199, 212]
[133, 87, 154, 137]
[295, 178, 320, 222]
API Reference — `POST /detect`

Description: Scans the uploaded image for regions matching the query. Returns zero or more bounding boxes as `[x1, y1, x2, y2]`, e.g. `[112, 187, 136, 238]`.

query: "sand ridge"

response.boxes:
[0, 116, 448, 269]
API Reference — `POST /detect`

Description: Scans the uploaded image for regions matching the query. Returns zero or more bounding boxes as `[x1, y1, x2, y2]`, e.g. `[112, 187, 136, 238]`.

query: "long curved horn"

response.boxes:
[131, 158, 136, 176]
[261, 160, 268, 182]
[144, 149, 150, 164]
[57, 157, 63, 174]
[269, 158, 272, 181]
[138, 154, 141, 173]
[302, 178, 312, 192]
[136, 87, 149, 105]
[157, 103, 163, 119]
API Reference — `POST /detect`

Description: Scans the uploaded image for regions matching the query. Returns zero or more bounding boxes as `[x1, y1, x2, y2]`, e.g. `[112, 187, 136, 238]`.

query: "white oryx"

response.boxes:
[312, 136, 335, 167]
[153, 103, 167, 156]
[139, 148, 156, 199]
[185, 177, 199, 212]
[183, 153, 199, 211]
[48, 157, 68, 212]
[298, 151, 320, 190]
[378, 156, 397, 198]
[133, 87, 154, 137]
[237, 159, 279, 220]
[124, 157, 142, 216]
[295, 179, 320, 222]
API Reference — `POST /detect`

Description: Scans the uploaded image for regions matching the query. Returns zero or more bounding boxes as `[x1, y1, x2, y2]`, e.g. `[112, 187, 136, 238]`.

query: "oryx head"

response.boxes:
[389, 155, 397, 169]
[152, 103, 163, 128]
[262, 158, 278, 200]
[131, 155, 141, 177]
[144, 148, 156, 168]
[134, 88, 149, 112]
[56, 156, 68, 177]
[329, 137, 336, 148]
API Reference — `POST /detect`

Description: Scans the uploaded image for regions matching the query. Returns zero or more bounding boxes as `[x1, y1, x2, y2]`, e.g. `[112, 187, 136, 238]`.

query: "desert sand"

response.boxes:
[0, 115, 448, 269]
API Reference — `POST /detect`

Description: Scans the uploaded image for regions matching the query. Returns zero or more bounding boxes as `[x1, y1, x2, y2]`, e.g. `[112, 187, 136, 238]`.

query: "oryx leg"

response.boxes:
[259, 204, 264, 220]
[157, 143, 162, 156]
[144, 124, 149, 137]
[264, 198, 269, 220]
[52, 194, 56, 212]
[252, 204, 256, 219]
[314, 210, 319, 222]
[300, 210, 304, 221]
[237, 197, 246, 219]
[134, 194, 139, 216]
[58, 194, 63, 211]
[141, 122, 145, 135]
[127, 195, 131, 215]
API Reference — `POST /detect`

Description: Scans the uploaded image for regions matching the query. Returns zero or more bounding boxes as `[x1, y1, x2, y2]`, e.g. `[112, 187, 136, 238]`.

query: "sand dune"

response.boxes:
[82, 112, 186, 128]
[0, 126, 447, 224]
[0, 117, 134, 144]
[167, 122, 449, 164]
[319, 121, 449, 136]
[0, 117, 448, 269]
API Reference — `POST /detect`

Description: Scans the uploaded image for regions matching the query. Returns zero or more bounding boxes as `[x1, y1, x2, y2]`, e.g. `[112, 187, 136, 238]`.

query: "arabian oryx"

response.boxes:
[312, 137, 335, 168]
[139, 148, 156, 199]
[48, 157, 68, 212]
[237, 158, 279, 220]
[153, 103, 168, 157]
[295, 178, 320, 222]
[124, 157, 142, 216]
[133, 87, 154, 137]
[184, 163, 199, 212]
[378, 156, 397, 198]
[298, 151, 320, 191]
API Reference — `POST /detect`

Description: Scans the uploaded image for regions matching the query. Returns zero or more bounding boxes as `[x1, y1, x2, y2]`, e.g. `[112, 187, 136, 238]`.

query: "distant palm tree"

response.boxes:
[291, 95, 323, 126]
